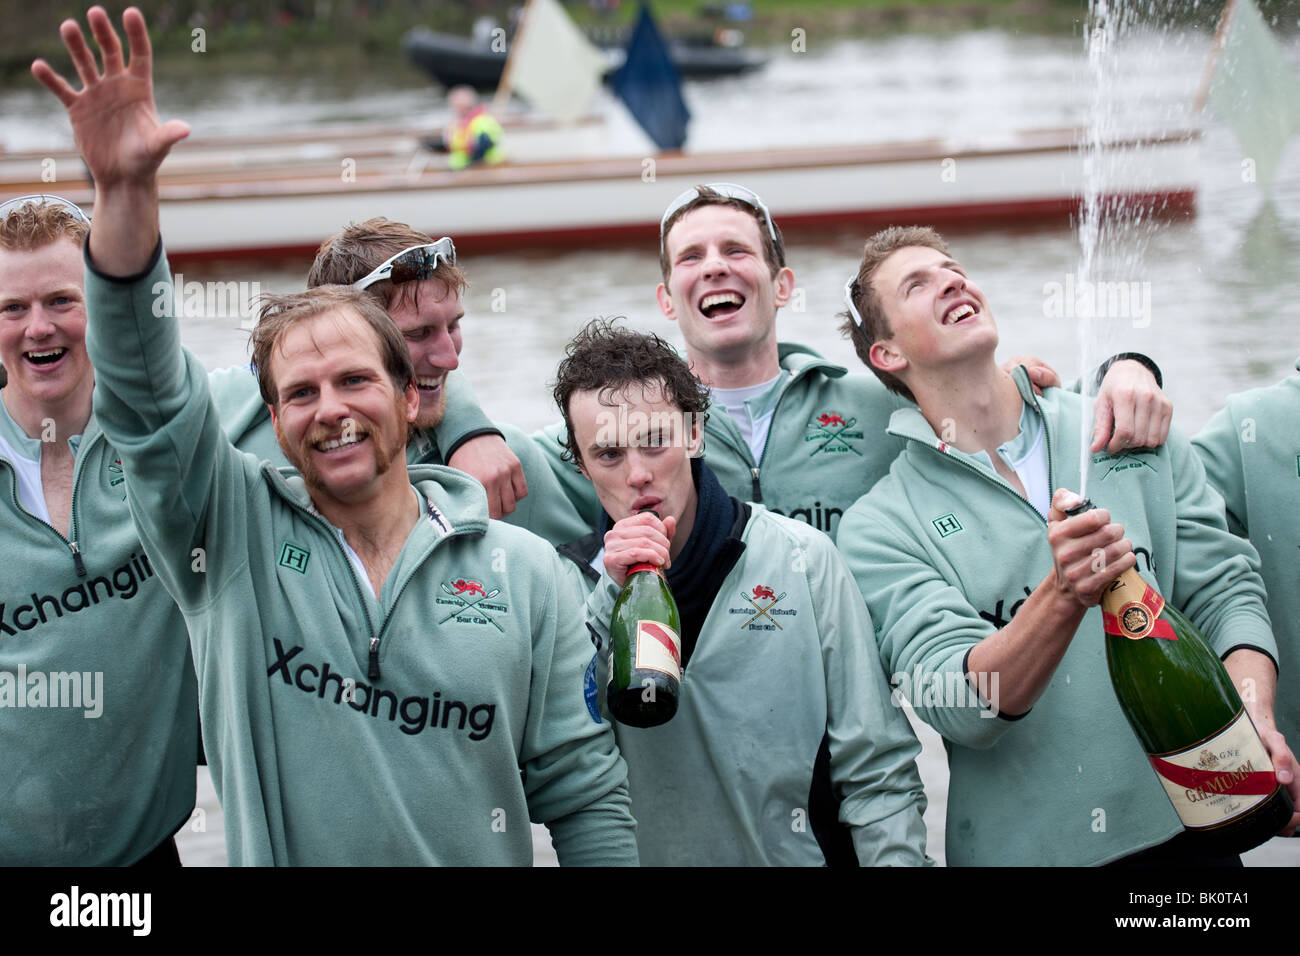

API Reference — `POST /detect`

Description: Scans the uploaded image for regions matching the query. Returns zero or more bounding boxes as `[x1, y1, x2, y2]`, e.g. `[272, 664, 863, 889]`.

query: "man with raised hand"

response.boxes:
[0, 193, 197, 866]
[208, 216, 590, 546]
[834, 226, 1297, 865]
[524, 183, 1173, 541]
[553, 319, 929, 866]
[34, 5, 637, 866]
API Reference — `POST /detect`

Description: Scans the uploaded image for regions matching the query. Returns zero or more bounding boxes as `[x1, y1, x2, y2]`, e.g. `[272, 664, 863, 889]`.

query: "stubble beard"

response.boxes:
[413, 388, 448, 433]
[281, 395, 409, 500]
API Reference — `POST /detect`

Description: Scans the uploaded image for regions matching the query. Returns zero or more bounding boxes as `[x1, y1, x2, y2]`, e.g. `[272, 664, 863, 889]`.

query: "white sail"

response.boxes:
[498, 0, 608, 122]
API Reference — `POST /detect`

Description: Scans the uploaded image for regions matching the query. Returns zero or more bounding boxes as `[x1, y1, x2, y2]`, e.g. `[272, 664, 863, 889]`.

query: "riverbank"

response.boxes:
[0, 1, 1112, 82]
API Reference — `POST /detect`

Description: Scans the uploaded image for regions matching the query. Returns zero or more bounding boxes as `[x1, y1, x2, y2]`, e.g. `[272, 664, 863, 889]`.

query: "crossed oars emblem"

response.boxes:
[740, 586, 786, 629]
[438, 581, 504, 632]
[807, 413, 862, 456]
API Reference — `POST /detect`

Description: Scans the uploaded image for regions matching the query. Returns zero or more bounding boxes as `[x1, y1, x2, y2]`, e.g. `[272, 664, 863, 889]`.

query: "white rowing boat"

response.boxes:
[0, 123, 1197, 261]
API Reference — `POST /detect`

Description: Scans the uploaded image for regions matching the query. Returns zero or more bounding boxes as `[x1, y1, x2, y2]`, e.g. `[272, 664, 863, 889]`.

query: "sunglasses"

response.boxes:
[844, 276, 864, 328]
[0, 193, 91, 224]
[659, 182, 780, 259]
[352, 238, 456, 291]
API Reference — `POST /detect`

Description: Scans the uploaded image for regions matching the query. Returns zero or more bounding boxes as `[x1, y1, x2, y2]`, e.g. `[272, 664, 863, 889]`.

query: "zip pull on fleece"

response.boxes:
[368, 637, 381, 680]
[69, 541, 87, 577]
[750, 467, 762, 503]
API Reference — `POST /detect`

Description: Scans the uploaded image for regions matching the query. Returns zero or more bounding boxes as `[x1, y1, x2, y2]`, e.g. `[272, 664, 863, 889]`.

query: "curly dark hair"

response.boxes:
[553, 318, 710, 466]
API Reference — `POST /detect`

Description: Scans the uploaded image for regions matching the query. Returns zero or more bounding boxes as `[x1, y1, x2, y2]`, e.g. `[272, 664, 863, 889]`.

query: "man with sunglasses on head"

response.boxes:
[0, 193, 197, 865]
[33, 6, 637, 866]
[510, 183, 1173, 542]
[208, 219, 589, 546]
[833, 226, 1295, 864]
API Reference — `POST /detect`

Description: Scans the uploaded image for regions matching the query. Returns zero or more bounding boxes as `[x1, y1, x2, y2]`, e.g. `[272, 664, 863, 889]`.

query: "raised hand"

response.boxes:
[31, 6, 188, 274]
[32, 6, 188, 191]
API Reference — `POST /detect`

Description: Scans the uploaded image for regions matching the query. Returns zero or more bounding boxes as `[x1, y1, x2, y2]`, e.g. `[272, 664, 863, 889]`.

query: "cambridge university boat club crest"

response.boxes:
[729, 584, 798, 631]
[805, 412, 863, 457]
[436, 578, 508, 631]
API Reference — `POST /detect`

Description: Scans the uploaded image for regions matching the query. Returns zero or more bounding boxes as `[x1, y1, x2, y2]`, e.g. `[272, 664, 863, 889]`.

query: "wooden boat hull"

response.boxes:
[0, 128, 1198, 262]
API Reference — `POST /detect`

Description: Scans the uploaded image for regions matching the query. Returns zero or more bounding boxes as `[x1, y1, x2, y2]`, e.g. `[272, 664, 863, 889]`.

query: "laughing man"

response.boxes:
[517, 183, 1173, 541]
[208, 217, 590, 546]
[34, 5, 637, 866]
[0, 194, 197, 866]
[834, 226, 1298, 865]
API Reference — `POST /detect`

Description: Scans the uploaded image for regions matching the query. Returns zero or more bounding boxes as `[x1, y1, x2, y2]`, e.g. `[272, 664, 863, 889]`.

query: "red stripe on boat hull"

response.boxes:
[162, 189, 1196, 264]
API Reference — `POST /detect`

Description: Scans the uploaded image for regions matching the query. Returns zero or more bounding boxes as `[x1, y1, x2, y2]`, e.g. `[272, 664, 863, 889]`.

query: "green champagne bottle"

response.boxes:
[608, 558, 682, 729]
[1072, 499, 1294, 855]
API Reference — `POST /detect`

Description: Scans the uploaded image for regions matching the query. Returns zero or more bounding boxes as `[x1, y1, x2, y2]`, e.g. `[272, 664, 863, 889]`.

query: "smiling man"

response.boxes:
[526, 183, 1174, 542]
[0, 194, 197, 866]
[33, 5, 637, 866]
[552, 319, 929, 866]
[207, 217, 590, 546]
[835, 226, 1298, 865]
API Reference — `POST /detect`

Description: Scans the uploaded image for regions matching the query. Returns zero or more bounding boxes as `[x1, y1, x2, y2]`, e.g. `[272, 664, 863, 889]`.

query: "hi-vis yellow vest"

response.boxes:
[449, 107, 504, 169]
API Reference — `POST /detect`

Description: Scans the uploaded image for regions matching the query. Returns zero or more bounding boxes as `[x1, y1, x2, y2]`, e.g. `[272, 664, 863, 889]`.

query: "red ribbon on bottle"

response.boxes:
[638, 621, 681, 669]
[1102, 611, 1178, 640]
[1150, 758, 1278, 797]
[1102, 578, 1178, 640]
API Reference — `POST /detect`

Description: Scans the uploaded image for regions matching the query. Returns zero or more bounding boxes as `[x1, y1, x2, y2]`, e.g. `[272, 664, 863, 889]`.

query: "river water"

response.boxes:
[4, 17, 1298, 865]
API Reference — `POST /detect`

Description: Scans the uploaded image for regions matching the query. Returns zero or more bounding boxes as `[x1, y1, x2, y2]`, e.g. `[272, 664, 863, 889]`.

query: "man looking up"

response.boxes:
[208, 216, 589, 545]
[835, 226, 1298, 865]
[33, 5, 637, 866]
[526, 183, 1173, 541]
[553, 319, 930, 866]
[0, 194, 197, 865]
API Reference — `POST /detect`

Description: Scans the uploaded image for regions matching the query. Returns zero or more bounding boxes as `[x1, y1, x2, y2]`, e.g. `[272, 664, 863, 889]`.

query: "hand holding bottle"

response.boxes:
[1253, 722, 1300, 836]
[1223, 649, 1300, 836]
[603, 511, 677, 587]
[1060, 494, 1296, 851]
[605, 510, 682, 728]
[1046, 488, 1135, 607]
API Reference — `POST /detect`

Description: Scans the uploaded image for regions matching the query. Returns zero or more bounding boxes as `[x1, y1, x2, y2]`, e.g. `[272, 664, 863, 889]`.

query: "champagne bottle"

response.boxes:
[607, 524, 682, 728]
[1069, 499, 1293, 854]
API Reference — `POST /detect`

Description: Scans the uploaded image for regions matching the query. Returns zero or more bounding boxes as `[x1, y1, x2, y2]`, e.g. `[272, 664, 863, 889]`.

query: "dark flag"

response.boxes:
[610, 3, 690, 151]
